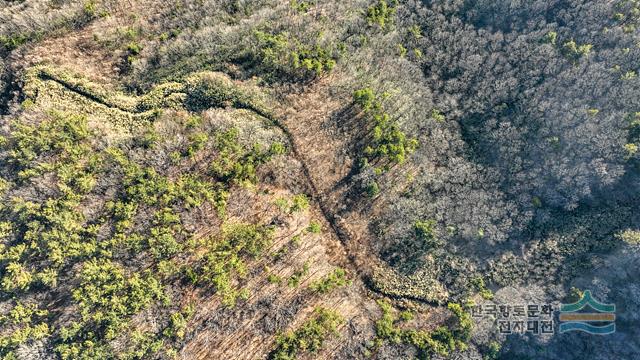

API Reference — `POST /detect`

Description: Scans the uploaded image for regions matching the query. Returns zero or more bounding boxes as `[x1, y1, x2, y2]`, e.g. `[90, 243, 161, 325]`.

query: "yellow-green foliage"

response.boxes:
[561, 40, 593, 60]
[624, 143, 638, 158]
[366, 180, 381, 197]
[366, 0, 398, 29]
[254, 31, 339, 79]
[190, 223, 273, 306]
[268, 273, 283, 284]
[273, 193, 311, 213]
[413, 219, 442, 251]
[71, 259, 166, 338]
[0, 81, 285, 357]
[22, 66, 165, 134]
[447, 303, 473, 342]
[373, 300, 472, 359]
[0, 302, 50, 357]
[6, 111, 92, 178]
[567, 287, 584, 303]
[183, 71, 268, 113]
[485, 341, 502, 360]
[626, 112, 640, 160]
[470, 276, 494, 300]
[184, 71, 236, 110]
[290, 0, 316, 12]
[136, 82, 187, 112]
[211, 128, 282, 185]
[0, 33, 33, 51]
[53, 257, 167, 358]
[370, 264, 448, 303]
[21, 66, 272, 136]
[163, 304, 195, 340]
[430, 109, 445, 122]
[290, 194, 310, 212]
[270, 307, 343, 360]
[542, 31, 557, 45]
[307, 220, 322, 234]
[310, 268, 350, 293]
[0, 113, 98, 293]
[275, 197, 290, 212]
[617, 229, 640, 244]
[120, 330, 165, 359]
[0, 0, 101, 53]
[354, 87, 418, 165]
[287, 261, 310, 288]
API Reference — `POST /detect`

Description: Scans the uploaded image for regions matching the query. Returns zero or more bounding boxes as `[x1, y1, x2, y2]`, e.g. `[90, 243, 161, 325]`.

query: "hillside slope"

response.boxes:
[1, 1, 640, 359]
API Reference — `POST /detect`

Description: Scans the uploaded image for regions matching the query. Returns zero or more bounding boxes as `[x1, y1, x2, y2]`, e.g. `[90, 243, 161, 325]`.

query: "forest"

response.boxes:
[1, 0, 639, 359]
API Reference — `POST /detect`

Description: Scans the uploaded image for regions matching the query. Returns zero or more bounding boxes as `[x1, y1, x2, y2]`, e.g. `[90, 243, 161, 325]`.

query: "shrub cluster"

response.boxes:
[353, 87, 418, 166]
[269, 307, 344, 360]
[188, 223, 274, 306]
[0, 102, 286, 357]
[366, 0, 398, 30]
[373, 300, 472, 359]
[310, 268, 350, 294]
[254, 31, 340, 80]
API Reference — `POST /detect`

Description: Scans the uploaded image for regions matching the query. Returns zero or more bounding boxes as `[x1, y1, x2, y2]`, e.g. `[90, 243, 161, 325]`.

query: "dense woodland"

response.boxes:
[1, 0, 640, 359]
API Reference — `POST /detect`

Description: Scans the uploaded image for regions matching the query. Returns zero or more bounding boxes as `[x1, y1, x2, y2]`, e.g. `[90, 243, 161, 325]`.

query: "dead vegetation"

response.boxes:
[2, 0, 640, 359]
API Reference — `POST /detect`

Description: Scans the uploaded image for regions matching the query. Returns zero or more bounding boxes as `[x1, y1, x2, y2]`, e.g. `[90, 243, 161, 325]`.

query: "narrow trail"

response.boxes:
[264, 104, 445, 305]
[38, 72, 135, 112]
[262, 115, 363, 276]
[34, 71, 426, 305]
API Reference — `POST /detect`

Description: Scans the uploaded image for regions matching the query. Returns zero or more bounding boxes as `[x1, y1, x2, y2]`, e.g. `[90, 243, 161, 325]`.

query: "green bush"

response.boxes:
[192, 223, 273, 306]
[184, 72, 238, 111]
[2, 194, 95, 290]
[1, 262, 33, 292]
[470, 277, 494, 300]
[254, 31, 339, 79]
[561, 40, 593, 60]
[366, 0, 398, 30]
[484, 341, 502, 360]
[617, 229, 640, 244]
[178, 177, 216, 211]
[290, 194, 310, 212]
[447, 303, 472, 343]
[288, 261, 310, 287]
[70, 259, 165, 340]
[353, 87, 377, 111]
[185, 132, 209, 157]
[373, 300, 472, 357]
[269, 308, 343, 360]
[0, 33, 34, 52]
[136, 127, 160, 149]
[414, 219, 442, 251]
[431, 109, 445, 122]
[353, 88, 418, 165]
[290, 0, 316, 12]
[5, 112, 91, 171]
[0, 106, 283, 357]
[307, 220, 322, 234]
[270, 142, 287, 155]
[163, 304, 195, 340]
[211, 128, 275, 185]
[0, 302, 50, 357]
[542, 31, 557, 45]
[310, 268, 350, 293]
[365, 181, 381, 197]
[267, 273, 283, 284]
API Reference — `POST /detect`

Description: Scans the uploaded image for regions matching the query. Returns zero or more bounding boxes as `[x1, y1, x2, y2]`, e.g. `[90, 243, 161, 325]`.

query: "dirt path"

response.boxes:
[14, 22, 431, 355]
